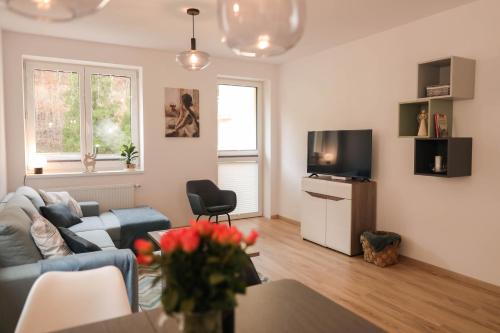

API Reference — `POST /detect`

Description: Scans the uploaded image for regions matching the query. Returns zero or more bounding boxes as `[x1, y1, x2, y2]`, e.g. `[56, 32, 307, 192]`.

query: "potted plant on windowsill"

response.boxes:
[135, 221, 259, 333]
[120, 143, 139, 170]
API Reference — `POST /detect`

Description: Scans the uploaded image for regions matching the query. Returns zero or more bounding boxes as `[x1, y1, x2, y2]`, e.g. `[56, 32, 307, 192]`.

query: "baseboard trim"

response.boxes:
[399, 255, 500, 293]
[268, 217, 499, 291]
[271, 214, 300, 226]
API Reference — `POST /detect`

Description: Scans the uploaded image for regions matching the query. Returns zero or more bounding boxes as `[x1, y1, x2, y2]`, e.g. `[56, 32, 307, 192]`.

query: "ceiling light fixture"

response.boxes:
[217, 0, 306, 57]
[176, 8, 210, 71]
[5, 0, 111, 22]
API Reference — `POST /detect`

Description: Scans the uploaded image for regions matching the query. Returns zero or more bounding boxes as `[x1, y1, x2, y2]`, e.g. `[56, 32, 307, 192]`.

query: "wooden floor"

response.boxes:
[233, 218, 500, 333]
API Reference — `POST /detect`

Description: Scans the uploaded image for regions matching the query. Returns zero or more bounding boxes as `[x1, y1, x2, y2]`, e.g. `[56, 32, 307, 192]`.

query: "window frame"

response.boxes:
[24, 58, 142, 171]
[217, 79, 263, 158]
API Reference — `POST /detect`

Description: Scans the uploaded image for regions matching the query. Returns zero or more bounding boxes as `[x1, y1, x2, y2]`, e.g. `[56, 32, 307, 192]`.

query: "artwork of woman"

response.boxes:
[164, 88, 200, 137]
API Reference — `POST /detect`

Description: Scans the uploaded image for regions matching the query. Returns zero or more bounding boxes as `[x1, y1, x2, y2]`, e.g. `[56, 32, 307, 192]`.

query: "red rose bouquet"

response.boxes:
[135, 221, 259, 316]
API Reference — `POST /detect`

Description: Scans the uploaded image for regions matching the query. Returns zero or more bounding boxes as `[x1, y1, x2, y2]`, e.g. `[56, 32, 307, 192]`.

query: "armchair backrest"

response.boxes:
[186, 180, 221, 207]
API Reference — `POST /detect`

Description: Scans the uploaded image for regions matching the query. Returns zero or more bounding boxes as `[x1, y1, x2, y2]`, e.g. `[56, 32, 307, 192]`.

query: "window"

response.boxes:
[24, 59, 141, 172]
[217, 80, 262, 218]
[217, 84, 257, 153]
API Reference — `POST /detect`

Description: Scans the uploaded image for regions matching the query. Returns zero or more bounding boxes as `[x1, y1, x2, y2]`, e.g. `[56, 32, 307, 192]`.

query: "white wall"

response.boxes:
[0, 30, 7, 198]
[278, 0, 500, 286]
[2, 31, 279, 225]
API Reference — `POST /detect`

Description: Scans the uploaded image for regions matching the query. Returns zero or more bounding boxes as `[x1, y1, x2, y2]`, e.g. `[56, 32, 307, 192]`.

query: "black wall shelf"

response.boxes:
[414, 138, 472, 178]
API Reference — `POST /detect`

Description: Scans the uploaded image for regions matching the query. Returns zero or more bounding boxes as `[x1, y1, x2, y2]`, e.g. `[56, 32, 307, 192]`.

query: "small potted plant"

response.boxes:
[120, 143, 139, 170]
[135, 221, 259, 333]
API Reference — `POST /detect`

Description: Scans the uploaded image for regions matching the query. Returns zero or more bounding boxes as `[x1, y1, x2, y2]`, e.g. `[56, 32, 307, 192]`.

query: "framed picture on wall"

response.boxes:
[164, 87, 200, 137]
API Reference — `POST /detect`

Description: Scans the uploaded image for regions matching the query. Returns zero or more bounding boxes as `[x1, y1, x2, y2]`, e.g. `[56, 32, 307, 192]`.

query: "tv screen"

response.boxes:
[307, 130, 372, 179]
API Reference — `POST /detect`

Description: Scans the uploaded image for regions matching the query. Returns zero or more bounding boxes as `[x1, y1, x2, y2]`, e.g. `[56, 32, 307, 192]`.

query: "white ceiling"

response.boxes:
[0, 0, 476, 64]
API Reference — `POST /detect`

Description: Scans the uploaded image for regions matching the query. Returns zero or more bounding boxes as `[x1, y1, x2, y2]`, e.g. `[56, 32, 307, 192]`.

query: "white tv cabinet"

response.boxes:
[300, 177, 376, 256]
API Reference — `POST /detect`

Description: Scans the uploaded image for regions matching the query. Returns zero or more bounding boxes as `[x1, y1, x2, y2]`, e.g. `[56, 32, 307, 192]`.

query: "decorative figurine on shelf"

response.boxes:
[417, 109, 428, 137]
[82, 145, 98, 172]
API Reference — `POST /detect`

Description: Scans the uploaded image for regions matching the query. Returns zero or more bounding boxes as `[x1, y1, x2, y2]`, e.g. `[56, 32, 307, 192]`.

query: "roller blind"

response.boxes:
[217, 161, 259, 215]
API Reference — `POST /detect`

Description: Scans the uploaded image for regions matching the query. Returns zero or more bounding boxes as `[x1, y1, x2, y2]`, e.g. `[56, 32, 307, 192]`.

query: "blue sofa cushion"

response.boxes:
[69, 213, 121, 245]
[5, 194, 39, 217]
[58, 228, 101, 253]
[40, 203, 83, 228]
[75, 230, 116, 251]
[0, 206, 43, 267]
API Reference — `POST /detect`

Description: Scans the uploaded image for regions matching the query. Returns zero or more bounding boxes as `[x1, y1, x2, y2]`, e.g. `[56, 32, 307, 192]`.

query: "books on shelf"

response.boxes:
[426, 84, 450, 97]
[434, 113, 448, 138]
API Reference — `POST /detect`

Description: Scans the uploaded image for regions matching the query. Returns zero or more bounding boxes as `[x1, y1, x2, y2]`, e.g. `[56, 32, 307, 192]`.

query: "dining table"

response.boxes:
[55, 279, 385, 333]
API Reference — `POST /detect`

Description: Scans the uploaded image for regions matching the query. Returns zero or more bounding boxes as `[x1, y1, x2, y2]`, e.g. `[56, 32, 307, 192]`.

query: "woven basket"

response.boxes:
[360, 231, 401, 267]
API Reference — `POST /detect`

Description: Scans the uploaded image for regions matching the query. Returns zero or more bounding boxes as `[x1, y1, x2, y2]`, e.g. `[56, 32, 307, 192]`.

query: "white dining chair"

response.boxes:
[15, 266, 132, 333]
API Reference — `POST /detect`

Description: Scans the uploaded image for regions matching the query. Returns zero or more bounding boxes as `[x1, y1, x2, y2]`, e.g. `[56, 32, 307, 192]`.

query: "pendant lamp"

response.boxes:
[6, 0, 111, 22]
[176, 8, 211, 71]
[217, 0, 306, 57]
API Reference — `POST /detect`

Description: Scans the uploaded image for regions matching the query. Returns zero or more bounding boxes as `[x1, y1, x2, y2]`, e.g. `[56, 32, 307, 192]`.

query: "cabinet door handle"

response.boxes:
[305, 191, 345, 201]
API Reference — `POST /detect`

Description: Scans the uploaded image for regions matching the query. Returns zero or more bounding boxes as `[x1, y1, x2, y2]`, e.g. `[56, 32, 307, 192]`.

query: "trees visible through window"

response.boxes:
[25, 60, 140, 171]
[91, 74, 132, 155]
[33, 69, 81, 154]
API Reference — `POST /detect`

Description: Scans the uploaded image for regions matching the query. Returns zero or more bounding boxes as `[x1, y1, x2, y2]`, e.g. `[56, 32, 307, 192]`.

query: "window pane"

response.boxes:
[217, 85, 257, 151]
[91, 74, 132, 155]
[33, 70, 80, 154]
[218, 161, 259, 215]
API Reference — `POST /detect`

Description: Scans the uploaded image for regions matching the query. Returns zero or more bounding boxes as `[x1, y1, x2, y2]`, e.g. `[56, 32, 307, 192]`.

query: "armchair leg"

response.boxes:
[227, 214, 231, 227]
[196, 215, 201, 222]
[216, 215, 219, 224]
[208, 216, 213, 222]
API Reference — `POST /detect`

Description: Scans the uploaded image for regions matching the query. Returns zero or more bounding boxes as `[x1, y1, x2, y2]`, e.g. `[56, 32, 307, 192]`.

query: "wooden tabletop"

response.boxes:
[147, 230, 260, 258]
[55, 279, 385, 333]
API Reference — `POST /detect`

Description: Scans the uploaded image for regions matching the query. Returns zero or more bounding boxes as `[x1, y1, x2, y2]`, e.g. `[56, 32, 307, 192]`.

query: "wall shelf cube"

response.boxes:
[399, 99, 453, 138]
[414, 138, 472, 178]
[417, 56, 476, 100]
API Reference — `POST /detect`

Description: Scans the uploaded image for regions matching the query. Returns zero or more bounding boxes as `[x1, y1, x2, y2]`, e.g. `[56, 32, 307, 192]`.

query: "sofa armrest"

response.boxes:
[39, 249, 138, 313]
[0, 250, 139, 333]
[0, 263, 42, 333]
[79, 201, 100, 217]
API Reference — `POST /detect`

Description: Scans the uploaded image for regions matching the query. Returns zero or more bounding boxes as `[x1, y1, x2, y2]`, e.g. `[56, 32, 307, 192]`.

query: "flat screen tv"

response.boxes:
[307, 129, 372, 179]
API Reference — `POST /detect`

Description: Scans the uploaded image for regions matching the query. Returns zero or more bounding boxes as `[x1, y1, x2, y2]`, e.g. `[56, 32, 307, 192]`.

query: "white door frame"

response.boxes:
[217, 78, 263, 219]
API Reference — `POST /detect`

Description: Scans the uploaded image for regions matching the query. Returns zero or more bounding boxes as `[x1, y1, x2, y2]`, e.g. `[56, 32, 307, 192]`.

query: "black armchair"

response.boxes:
[186, 180, 237, 226]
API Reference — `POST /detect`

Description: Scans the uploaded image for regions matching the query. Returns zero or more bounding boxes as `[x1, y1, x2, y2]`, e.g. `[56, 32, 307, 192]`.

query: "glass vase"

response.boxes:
[175, 310, 222, 333]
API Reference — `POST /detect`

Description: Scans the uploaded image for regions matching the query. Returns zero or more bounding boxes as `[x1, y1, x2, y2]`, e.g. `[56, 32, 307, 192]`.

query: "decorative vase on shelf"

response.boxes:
[134, 222, 259, 333]
[175, 310, 222, 333]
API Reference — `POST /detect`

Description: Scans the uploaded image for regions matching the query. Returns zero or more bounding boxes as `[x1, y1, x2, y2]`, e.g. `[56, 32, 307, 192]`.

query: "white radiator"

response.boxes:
[47, 184, 137, 212]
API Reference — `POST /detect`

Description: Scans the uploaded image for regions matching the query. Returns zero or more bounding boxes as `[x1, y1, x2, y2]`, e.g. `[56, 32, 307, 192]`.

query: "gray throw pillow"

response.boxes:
[0, 206, 43, 267]
[40, 203, 83, 228]
[58, 228, 101, 253]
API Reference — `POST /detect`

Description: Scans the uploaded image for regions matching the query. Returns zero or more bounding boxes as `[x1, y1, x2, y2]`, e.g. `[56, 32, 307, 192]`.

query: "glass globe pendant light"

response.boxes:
[176, 8, 211, 71]
[217, 0, 306, 57]
[6, 0, 111, 22]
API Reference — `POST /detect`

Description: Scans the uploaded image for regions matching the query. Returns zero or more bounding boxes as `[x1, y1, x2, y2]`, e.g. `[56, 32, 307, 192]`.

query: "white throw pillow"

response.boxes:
[38, 190, 83, 218]
[29, 212, 73, 259]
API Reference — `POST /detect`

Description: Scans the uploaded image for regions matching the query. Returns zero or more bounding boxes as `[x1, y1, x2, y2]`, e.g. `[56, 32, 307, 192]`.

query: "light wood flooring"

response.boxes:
[233, 218, 500, 333]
